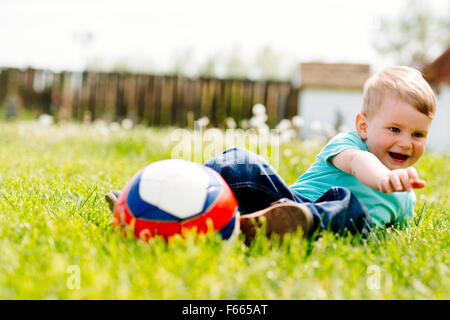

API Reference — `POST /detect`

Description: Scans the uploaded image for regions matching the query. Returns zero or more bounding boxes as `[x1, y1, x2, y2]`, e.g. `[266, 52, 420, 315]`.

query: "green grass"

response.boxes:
[0, 121, 448, 299]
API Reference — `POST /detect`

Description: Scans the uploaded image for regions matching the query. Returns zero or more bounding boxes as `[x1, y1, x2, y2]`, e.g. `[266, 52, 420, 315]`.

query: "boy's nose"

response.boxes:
[397, 135, 413, 150]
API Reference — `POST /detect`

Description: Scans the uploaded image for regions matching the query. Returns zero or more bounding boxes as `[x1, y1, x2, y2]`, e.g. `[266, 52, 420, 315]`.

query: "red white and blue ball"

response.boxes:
[113, 159, 238, 240]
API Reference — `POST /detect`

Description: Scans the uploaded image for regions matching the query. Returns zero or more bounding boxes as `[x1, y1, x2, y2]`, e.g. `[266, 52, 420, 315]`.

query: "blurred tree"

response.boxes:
[253, 45, 284, 80]
[111, 58, 132, 73]
[372, 0, 450, 66]
[197, 54, 219, 78]
[224, 46, 248, 79]
[170, 47, 194, 76]
[108, 54, 156, 74]
[86, 56, 105, 72]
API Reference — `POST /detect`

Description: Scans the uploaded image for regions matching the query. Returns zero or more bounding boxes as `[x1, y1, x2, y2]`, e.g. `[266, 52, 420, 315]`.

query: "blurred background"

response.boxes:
[0, 0, 449, 150]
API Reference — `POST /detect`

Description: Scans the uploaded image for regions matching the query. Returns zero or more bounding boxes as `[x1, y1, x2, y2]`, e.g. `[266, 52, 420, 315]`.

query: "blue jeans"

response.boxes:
[204, 148, 372, 236]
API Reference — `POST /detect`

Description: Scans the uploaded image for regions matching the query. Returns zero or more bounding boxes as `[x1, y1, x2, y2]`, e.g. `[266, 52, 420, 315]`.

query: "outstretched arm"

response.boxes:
[331, 149, 425, 193]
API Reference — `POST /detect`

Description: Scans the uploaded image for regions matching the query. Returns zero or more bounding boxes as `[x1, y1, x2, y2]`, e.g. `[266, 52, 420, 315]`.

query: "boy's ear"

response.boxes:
[356, 113, 368, 140]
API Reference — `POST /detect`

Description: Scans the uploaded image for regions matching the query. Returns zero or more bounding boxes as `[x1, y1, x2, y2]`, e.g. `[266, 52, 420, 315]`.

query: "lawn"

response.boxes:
[0, 121, 448, 299]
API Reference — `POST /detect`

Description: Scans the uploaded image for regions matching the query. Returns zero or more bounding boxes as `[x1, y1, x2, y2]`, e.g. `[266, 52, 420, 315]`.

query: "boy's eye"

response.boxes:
[412, 132, 424, 138]
[389, 127, 400, 133]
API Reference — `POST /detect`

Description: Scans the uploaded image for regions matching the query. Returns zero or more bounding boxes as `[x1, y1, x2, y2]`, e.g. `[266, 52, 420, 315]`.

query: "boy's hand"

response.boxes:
[378, 167, 426, 194]
[332, 150, 426, 193]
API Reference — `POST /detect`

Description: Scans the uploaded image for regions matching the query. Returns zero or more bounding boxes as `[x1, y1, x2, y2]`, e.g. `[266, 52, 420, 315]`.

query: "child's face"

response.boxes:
[357, 97, 432, 170]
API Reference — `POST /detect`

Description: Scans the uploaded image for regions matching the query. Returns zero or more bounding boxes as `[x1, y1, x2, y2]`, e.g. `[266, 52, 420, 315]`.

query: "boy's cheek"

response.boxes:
[410, 146, 425, 166]
[416, 141, 427, 155]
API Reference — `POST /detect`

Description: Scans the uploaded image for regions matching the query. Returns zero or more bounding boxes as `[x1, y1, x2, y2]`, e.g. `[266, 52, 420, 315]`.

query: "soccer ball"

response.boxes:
[112, 159, 239, 241]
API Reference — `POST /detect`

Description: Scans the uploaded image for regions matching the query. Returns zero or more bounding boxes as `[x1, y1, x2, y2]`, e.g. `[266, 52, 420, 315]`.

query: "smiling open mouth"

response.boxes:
[388, 152, 410, 161]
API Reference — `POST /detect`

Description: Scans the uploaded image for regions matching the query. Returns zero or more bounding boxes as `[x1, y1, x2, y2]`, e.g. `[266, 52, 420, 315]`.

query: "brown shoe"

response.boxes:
[105, 190, 122, 212]
[240, 199, 314, 246]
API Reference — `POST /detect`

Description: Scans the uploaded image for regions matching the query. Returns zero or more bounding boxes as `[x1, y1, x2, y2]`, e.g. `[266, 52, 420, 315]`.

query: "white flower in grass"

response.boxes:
[265, 270, 275, 280]
[240, 119, 249, 129]
[249, 116, 266, 129]
[94, 119, 107, 127]
[110, 122, 120, 131]
[38, 114, 54, 127]
[196, 116, 209, 128]
[280, 129, 296, 143]
[252, 104, 266, 116]
[257, 124, 270, 134]
[276, 119, 292, 132]
[225, 117, 236, 129]
[121, 118, 133, 130]
[291, 115, 304, 128]
[289, 156, 300, 165]
[98, 126, 110, 136]
[283, 148, 293, 157]
[93, 119, 110, 136]
[262, 113, 268, 122]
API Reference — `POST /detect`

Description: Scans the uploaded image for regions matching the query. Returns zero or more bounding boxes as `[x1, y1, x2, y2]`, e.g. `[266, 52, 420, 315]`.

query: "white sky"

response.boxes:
[0, 0, 448, 75]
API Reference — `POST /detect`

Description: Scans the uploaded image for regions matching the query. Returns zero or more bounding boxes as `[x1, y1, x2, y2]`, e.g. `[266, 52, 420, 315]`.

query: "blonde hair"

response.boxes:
[362, 66, 436, 118]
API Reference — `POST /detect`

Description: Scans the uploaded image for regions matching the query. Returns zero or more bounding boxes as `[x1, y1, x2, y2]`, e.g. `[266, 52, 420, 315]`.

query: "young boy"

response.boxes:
[106, 66, 436, 244]
[203, 66, 436, 243]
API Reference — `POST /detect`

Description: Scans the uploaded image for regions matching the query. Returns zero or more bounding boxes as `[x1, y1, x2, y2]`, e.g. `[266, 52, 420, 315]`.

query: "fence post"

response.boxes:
[115, 74, 126, 120]
[22, 68, 35, 110]
[136, 74, 146, 124]
[171, 76, 177, 125]
[145, 75, 154, 126]
[153, 75, 162, 126]
[0, 69, 7, 104]
[214, 79, 226, 129]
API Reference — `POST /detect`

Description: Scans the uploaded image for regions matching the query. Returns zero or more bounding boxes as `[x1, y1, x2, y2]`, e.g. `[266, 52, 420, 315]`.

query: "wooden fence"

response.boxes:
[0, 67, 299, 128]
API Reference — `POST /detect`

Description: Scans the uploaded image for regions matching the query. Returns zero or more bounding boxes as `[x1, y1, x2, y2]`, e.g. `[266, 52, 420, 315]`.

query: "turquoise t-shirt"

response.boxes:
[290, 131, 416, 228]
